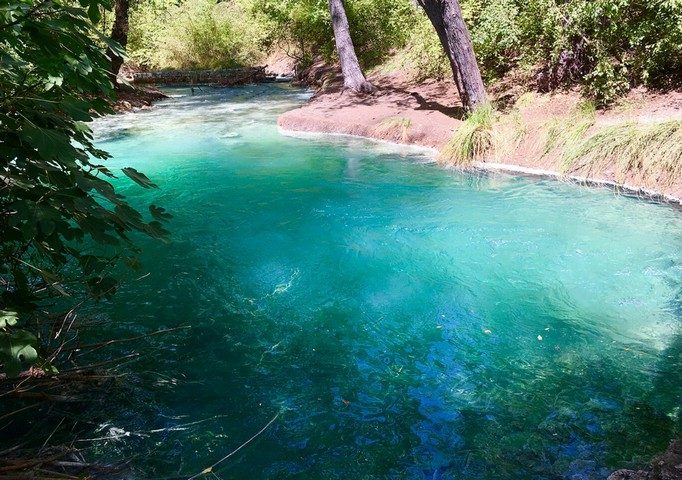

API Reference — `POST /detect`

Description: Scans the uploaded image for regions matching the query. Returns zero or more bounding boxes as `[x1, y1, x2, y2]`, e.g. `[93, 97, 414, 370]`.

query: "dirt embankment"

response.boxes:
[278, 66, 682, 203]
[280, 68, 462, 149]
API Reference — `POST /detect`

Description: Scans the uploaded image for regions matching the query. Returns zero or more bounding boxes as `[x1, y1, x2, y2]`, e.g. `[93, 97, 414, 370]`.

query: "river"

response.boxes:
[90, 84, 681, 479]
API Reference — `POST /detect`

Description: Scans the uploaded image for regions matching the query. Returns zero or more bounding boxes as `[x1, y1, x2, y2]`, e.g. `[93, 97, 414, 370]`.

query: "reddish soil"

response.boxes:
[279, 69, 463, 149]
[498, 89, 682, 201]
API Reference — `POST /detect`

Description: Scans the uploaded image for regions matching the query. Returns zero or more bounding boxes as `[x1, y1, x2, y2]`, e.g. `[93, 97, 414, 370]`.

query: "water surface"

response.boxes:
[91, 84, 681, 479]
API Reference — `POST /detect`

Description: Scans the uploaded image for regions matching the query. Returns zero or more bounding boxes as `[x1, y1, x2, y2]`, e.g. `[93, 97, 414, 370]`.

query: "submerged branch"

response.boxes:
[187, 411, 281, 480]
[74, 326, 190, 355]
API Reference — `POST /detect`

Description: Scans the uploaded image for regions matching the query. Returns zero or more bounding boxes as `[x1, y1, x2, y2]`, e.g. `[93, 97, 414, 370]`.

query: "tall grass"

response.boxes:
[543, 101, 596, 168]
[440, 104, 495, 166]
[564, 120, 682, 184]
[439, 96, 681, 189]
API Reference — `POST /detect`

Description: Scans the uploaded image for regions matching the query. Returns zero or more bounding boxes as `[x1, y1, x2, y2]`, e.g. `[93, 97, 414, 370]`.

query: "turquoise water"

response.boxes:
[91, 84, 681, 479]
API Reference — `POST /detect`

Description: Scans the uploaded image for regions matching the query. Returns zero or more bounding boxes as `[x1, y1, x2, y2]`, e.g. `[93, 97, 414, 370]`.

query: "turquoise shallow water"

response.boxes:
[90, 84, 681, 479]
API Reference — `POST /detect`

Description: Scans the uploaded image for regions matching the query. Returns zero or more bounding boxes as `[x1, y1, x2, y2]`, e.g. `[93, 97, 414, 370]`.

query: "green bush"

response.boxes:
[398, 0, 682, 103]
[393, 14, 450, 81]
[345, 0, 416, 67]
[254, 0, 332, 67]
[128, 0, 267, 70]
[251, 0, 416, 69]
[511, 0, 681, 103]
[462, 0, 522, 80]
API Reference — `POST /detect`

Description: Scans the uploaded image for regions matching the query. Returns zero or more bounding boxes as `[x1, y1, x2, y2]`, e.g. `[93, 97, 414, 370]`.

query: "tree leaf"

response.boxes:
[0, 311, 19, 329]
[150, 205, 173, 221]
[87, 3, 101, 24]
[0, 330, 39, 377]
[122, 167, 158, 189]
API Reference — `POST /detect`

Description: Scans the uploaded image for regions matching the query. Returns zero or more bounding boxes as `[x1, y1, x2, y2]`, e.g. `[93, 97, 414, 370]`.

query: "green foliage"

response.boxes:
[397, 0, 681, 102]
[254, 0, 331, 67]
[343, 0, 416, 67]
[123, 0, 680, 102]
[134, 0, 416, 71]
[391, 14, 449, 81]
[441, 104, 495, 166]
[462, 0, 522, 80]
[255, 0, 416, 69]
[0, 329, 38, 378]
[469, 0, 682, 103]
[127, 0, 268, 70]
[0, 0, 170, 377]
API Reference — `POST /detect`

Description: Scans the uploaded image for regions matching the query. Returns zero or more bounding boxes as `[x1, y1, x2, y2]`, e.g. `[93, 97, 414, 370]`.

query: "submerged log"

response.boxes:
[132, 67, 269, 86]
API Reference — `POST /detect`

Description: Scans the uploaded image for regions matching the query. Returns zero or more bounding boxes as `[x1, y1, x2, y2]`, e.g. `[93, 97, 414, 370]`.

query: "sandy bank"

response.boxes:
[278, 70, 682, 204]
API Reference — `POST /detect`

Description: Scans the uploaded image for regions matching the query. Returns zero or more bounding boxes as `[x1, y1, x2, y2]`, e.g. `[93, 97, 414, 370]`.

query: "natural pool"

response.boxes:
[91, 84, 681, 479]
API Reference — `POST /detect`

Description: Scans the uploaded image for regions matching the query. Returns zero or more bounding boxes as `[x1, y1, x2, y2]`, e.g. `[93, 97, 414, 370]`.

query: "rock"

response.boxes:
[608, 439, 682, 480]
[608, 469, 649, 480]
[650, 439, 682, 480]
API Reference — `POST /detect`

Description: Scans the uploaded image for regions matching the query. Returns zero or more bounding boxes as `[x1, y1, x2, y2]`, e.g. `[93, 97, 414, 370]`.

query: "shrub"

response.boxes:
[393, 14, 450, 81]
[518, 0, 682, 104]
[124, 0, 682, 103]
[253, 0, 332, 68]
[128, 0, 267, 70]
[462, 0, 522, 80]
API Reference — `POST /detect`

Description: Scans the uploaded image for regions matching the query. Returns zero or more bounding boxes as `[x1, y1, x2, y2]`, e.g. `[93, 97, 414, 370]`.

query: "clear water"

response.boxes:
[90, 84, 681, 479]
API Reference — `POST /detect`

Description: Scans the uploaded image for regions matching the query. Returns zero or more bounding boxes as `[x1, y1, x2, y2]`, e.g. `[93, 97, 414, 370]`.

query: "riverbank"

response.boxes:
[278, 69, 682, 204]
[111, 84, 168, 113]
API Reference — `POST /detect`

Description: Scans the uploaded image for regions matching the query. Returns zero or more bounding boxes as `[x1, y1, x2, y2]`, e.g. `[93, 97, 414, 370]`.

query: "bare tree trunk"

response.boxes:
[108, 0, 130, 86]
[328, 0, 375, 94]
[416, 0, 487, 111]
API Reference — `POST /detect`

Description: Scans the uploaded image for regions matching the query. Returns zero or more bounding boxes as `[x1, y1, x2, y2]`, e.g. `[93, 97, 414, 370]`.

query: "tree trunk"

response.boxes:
[416, 0, 487, 111]
[108, 0, 130, 86]
[328, 0, 375, 94]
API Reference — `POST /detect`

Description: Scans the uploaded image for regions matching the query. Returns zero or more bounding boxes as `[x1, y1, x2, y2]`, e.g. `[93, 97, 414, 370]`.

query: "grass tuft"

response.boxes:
[440, 103, 495, 166]
[373, 116, 413, 143]
[564, 120, 682, 184]
[542, 101, 596, 168]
